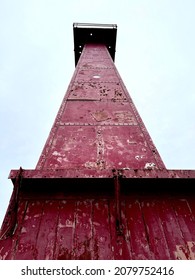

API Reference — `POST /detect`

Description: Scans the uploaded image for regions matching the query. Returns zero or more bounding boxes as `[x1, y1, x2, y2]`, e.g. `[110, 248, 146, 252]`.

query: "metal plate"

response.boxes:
[76, 68, 118, 82]
[42, 126, 97, 169]
[1, 193, 195, 260]
[101, 126, 158, 169]
[60, 101, 136, 125]
[67, 82, 127, 101]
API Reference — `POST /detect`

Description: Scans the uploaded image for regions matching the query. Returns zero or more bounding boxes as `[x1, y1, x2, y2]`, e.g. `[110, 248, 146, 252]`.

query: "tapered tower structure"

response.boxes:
[1, 23, 195, 260]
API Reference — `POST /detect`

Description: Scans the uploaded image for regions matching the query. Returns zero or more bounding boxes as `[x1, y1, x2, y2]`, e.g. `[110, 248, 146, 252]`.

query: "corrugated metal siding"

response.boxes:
[1, 191, 195, 260]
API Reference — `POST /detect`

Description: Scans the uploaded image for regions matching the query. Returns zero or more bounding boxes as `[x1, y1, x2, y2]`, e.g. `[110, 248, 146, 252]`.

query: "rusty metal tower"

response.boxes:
[1, 23, 195, 260]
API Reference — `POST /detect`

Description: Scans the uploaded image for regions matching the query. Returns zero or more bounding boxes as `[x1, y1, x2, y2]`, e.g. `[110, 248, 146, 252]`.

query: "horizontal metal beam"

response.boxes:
[9, 168, 195, 180]
[73, 23, 117, 29]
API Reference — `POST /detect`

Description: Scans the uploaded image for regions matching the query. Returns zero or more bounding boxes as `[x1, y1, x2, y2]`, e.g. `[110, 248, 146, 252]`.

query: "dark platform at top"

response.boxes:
[73, 22, 117, 66]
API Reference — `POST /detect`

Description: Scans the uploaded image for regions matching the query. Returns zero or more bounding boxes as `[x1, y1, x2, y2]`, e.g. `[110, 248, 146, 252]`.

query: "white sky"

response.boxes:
[0, 0, 195, 225]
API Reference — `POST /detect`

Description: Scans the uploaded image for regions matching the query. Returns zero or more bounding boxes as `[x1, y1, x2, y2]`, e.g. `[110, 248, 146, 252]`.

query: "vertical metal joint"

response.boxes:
[113, 169, 123, 235]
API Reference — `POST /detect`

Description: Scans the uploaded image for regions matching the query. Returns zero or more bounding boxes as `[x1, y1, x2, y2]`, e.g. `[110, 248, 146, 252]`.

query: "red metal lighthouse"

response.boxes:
[1, 23, 195, 260]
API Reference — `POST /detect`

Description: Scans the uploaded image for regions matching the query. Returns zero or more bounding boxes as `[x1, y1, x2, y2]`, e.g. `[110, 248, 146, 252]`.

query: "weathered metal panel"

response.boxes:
[125, 199, 152, 259]
[35, 44, 165, 170]
[172, 200, 195, 259]
[35, 125, 163, 170]
[60, 101, 134, 124]
[67, 81, 128, 101]
[1, 188, 195, 260]
[74, 200, 93, 259]
[35, 200, 60, 259]
[0, 200, 27, 260]
[92, 199, 112, 259]
[141, 200, 171, 259]
[76, 68, 118, 82]
[14, 201, 43, 260]
[101, 126, 158, 169]
[54, 200, 75, 260]
[157, 200, 189, 259]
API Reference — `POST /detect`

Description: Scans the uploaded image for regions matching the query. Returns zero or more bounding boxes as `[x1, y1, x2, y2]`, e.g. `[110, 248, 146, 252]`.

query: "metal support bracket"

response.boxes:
[113, 169, 123, 235]
[0, 167, 23, 239]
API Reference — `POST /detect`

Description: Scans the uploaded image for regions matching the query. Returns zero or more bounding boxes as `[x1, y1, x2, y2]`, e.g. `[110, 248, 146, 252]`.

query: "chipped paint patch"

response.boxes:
[52, 151, 61, 156]
[144, 162, 156, 169]
[135, 155, 144, 160]
[21, 227, 27, 233]
[114, 111, 137, 124]
[57, 157, 63, 163]
[106, 144, 113, 150]
[85, 161, 97, 169]
[0, 249, 9, 260]
[174, 242, 195, 260]
[91, 110, 111, 122]
[127, 139, 137, 145]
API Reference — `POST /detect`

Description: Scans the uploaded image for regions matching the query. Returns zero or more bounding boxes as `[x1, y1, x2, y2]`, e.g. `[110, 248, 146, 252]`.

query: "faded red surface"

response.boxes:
[36, 44, 165, 171]
[1, 42, 195, 260]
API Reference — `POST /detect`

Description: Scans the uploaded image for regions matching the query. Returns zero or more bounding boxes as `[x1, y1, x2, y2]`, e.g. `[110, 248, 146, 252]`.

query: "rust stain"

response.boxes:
[91, 110, 111, 122]
[114, 111, 137, 124]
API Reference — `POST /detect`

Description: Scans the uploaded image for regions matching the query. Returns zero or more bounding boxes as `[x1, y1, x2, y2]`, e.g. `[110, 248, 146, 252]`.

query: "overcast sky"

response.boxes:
[1, 0, 195, 225]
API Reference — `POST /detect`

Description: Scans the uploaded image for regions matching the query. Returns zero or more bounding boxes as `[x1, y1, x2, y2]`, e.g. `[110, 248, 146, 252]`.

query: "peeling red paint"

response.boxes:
[2, 194, 195, 260]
